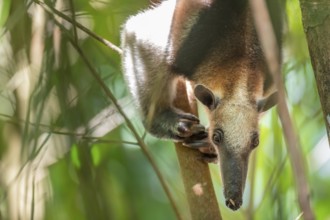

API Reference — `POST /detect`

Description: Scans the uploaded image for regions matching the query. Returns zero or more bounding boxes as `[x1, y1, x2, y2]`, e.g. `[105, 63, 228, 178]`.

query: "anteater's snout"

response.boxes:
[225, 198, 242, 211]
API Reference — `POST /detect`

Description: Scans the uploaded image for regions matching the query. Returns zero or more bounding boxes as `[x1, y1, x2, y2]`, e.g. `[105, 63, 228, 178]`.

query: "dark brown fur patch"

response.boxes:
[169, 0, 212, 55]
[170, 2, 268, 104]
[170, 0, 249, 78]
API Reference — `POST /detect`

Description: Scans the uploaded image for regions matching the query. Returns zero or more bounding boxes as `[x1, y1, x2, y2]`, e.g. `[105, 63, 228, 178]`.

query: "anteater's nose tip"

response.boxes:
[225, 198, 242, 211]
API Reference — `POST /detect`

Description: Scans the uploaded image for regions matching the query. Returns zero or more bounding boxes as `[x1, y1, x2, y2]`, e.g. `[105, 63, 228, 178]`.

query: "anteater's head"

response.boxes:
[194, 84, 276, 210]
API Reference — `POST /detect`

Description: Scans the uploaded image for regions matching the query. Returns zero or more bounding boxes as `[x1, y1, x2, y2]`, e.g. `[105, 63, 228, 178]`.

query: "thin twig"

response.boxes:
[68, 0, 78, 43]
[249, 0, 315, 219]
[0, 113, 138, 145]
[33, 0, 122, 54]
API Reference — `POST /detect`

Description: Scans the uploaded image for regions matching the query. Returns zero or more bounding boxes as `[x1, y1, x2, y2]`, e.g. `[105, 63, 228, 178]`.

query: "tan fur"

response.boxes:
[121, 0, 279, 210]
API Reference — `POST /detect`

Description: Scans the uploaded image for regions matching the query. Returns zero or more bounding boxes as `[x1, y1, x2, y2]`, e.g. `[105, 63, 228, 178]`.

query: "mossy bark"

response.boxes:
[300, 0, 330, 144]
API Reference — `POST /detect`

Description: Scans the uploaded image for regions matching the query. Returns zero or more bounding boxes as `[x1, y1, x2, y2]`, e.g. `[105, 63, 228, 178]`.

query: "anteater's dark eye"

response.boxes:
[213, 129, 224, 145]
[251, 133, 259, 148]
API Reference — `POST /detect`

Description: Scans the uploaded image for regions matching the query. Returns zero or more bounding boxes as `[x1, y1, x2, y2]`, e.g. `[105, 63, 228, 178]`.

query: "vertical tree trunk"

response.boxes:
[173, 81, 222, 220]
[299, 0, 330, 144]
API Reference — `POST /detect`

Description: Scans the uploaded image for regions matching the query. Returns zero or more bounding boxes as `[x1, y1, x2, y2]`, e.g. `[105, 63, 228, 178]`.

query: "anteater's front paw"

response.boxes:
[147, 109, 205, 140]
[175, 113, 205, 139]
[183, 132, 218, 164]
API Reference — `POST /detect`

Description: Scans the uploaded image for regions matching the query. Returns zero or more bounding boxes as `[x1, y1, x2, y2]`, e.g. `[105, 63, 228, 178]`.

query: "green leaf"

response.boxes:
[70, 144, 81, 169]
[91, 146, 101, 166]
[0, 0, 11, 27]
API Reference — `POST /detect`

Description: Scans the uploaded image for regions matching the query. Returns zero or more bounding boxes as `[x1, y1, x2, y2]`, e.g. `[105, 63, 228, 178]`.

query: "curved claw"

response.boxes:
[184, 141, 216, 154]
[183, 131, 210, 149]
[190, 124, 206, 134]
[183, 141, 209, 148]
[183, 130, 217, 154]
[176, 120, 206, 138]
[200, 154, 219, 164]
[178, 113, 200, 123]
[182, 129, 218, 164]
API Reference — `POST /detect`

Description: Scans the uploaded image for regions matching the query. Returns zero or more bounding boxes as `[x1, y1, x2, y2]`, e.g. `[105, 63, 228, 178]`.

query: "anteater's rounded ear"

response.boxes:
[194, 84, 219, 110]
[257, 92, 278, 112]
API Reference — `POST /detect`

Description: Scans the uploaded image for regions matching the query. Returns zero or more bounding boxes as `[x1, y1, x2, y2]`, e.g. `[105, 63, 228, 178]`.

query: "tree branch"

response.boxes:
[299, 0, 330, 145]
[173, 81, 222, 220]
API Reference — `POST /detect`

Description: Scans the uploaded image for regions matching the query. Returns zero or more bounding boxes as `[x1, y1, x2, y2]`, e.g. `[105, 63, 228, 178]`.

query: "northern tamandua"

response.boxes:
[121, 0, 279, 210]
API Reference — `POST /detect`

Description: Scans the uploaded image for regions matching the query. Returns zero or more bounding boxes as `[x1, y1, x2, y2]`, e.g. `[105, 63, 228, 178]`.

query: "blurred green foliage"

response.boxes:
[0, 0, 329, 220]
